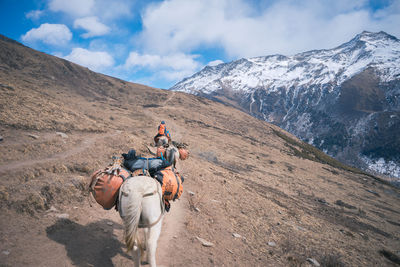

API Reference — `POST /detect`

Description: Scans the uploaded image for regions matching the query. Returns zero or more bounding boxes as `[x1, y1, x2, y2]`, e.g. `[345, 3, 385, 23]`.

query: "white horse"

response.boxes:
[118, 176, 165, 267]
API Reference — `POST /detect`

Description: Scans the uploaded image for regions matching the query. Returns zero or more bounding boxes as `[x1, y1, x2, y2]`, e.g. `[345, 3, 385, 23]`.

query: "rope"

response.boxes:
[138, 181, 165, 228]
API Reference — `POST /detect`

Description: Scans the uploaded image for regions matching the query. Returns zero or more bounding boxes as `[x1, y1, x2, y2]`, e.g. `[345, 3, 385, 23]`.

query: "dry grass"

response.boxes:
[0, 34, 399, 267]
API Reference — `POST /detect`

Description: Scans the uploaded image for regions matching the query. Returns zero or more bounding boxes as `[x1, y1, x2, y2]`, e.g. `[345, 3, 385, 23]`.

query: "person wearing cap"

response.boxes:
[154, 121, 171, 145]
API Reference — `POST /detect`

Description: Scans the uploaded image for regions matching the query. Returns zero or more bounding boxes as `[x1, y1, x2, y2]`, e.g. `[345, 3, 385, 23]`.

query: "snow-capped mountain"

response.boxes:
[171, 31, 400, 179]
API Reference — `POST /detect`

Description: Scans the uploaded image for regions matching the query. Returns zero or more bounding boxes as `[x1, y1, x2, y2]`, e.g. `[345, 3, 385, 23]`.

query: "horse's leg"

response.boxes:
[132, 243, 141, 267]
[147, 221, 162, 267]
[140, 228, 149, 264]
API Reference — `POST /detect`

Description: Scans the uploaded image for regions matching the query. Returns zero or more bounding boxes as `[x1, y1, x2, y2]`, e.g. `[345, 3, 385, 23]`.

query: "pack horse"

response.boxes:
[89, 121, 189, 266]
[118, 175, 165, 267]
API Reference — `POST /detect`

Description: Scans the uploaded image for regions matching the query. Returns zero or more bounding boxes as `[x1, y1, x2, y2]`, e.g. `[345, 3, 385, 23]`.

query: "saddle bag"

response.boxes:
[156, 146, 166, 159]
[178, 148, 189, 160]
[154, 166, 183, 201]
[89, 165, 130, 210]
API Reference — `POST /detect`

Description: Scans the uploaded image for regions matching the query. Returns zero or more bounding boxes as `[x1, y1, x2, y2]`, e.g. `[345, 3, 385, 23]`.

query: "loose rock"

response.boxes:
[56, 132, 68, 139]
[46, 206, 58, 213]
[56, 213, 69, 219]
[196, 237, 214, 247]
[28, 134, 39, 139]
[306, 258, 320, 266]
[296, 226, 306, 231]
[268, 241, 276, 247]
[232, 233, 242, 238]
[107, 222, 114, 226]
[188, 191, 195, 196]
[2, 250, 10, 256]
[0, 135, 3, 142]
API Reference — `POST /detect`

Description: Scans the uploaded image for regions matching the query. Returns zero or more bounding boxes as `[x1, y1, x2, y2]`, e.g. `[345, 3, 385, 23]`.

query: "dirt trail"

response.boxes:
[157, 195, 187, 266]
[0, 132, 117, 174]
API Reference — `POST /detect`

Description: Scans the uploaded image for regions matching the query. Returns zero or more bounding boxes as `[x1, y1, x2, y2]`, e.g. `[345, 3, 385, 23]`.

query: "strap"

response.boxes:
[143, 190, 157, 198]
[138, 183, 165, 228]
[173, 171, 180, 200]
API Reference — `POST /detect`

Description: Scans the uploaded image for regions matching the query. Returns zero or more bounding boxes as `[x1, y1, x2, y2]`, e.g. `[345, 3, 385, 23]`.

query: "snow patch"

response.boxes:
[361, 156, 400, 179]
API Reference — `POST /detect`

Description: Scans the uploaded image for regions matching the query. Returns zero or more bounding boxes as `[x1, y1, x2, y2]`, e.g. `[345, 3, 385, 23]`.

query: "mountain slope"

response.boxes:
[1, 34, 400, 266]
[171, 31, 400, 180]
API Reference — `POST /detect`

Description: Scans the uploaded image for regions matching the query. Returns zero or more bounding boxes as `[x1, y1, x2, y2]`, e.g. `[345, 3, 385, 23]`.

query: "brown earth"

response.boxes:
[0, 34, 400, 266]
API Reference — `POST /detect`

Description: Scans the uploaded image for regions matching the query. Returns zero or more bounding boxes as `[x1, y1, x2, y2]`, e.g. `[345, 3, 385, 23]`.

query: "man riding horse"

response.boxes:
[154, 121, 171, 146]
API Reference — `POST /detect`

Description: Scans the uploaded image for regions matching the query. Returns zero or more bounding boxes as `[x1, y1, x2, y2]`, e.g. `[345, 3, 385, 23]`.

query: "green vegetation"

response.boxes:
[272, 129, 368, 175]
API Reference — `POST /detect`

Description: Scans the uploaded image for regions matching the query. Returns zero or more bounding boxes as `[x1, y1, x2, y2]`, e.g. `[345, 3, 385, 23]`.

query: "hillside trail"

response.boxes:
[0, 131, 119, 174]
[142, 90, 189, 265]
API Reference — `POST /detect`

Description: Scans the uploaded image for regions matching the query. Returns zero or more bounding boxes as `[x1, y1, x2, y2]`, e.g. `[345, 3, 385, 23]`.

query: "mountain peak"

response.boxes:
[351, 30, 398, 43]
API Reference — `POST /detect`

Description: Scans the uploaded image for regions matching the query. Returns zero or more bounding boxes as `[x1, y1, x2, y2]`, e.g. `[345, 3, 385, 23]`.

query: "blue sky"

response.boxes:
[0, 0, 399, 89]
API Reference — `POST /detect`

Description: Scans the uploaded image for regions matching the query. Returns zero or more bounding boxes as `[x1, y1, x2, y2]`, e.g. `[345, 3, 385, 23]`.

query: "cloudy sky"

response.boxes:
[1, 0, 399, 89]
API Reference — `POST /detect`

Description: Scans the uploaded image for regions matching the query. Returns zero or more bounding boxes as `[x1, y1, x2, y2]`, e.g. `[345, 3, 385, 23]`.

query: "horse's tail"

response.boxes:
[119, 179, 145, 251]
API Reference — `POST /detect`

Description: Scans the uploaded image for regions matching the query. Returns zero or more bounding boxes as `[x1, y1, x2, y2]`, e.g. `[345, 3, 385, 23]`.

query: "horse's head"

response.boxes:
[155, 136, 169, 147]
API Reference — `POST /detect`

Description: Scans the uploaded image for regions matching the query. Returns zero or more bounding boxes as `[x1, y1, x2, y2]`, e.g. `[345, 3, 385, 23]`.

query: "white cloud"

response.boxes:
[125, 52, 200, 71]
[91, 0, 133, 20]
[74, 16, 110, 38]
[21, 23, 72, 46]
[137, 0, 400, 58]
[124, 52, 201, 82]
[49, 0, 94, 17]
[26, 10, 43, 20]
[207, 60, 224, 66]
[48, 0, 132, 20]
[64, 48, 114, 71]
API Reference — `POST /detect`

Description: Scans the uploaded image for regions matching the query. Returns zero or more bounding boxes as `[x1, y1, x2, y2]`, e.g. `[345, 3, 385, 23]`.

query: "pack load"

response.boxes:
[156, 146, 166, 159]
[89, 158, 130, 210]
[178, 148, 189, 160]
[122, 149, 171, 176]
[154, 166, 184, 201]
